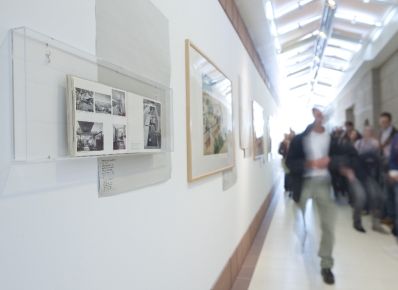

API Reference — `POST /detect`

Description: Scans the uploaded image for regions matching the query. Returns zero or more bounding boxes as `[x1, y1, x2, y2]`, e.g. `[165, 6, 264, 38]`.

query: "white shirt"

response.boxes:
[304, 130, 331, 177]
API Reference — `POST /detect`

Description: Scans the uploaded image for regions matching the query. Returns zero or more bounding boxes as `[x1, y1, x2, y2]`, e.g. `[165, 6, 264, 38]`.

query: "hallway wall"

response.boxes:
[329, 44, 398, 131]
[0, 1, 278, 290]
[328, 66, 375, 131]
[380, 50, 398, 120]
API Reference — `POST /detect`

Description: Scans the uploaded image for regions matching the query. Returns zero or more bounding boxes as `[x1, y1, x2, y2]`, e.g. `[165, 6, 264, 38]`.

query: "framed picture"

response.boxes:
[252, 100, 265, 159]
[67, 76, 163, 157]
[238, 75, 252, 155]
[185, 40, 234, 182]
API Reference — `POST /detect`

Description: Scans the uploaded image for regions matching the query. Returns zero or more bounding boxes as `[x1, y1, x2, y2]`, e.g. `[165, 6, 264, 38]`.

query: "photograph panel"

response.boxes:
[95, 93, 112, 114]
[112, 89, 126, 116]
[76, 121, 104, 152]
[113, 124, 127, 150]
[76, 87, 94, 112]
[143, 99, 162, 149]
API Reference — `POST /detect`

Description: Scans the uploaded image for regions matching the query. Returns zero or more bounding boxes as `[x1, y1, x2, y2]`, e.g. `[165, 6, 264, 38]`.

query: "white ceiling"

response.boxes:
[234, 0, 398, 106]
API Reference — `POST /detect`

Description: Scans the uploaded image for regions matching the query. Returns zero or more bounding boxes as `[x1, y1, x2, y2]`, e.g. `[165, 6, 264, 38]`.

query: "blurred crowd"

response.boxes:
[279, 112, 398, 238]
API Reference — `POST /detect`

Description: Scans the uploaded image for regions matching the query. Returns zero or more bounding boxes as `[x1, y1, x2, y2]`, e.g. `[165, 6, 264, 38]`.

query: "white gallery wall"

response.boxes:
[0, 0, 279, 289]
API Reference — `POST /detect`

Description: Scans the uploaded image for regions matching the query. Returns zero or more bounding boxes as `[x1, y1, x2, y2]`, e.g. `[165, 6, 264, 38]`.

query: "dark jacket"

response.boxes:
[389, 133, 398, 170]
[278, 141, 289, 159]
[379, 126, 397, 157]
[285, 125, 342, 203]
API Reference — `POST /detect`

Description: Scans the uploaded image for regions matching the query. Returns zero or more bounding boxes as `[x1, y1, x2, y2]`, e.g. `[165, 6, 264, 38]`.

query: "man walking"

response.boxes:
[286, 107, 338, 285]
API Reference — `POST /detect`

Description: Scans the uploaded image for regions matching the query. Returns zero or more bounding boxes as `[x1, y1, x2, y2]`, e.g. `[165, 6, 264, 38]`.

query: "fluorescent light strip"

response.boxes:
[277, 23, 299, 35]
[277, 15, 321, 35]
[324, 54, 351, 62]
[287, 66, 311, 77]
[290, 82, 309, 90]
[300, 15, 321, 27]
[274, 0, 317, 19]
[335, 12, 381, 27]
[327, 38, 362, 52]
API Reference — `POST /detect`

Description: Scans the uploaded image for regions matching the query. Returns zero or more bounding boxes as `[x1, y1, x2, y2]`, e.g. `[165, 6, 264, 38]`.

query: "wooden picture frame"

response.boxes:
[185, 40, 234, 182]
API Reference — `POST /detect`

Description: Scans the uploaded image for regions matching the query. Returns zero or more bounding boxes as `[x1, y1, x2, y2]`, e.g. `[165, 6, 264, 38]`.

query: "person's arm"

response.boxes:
[285, 136, 306, 175]
[278, 142, 286, 156]
[389, 135, 398, 170]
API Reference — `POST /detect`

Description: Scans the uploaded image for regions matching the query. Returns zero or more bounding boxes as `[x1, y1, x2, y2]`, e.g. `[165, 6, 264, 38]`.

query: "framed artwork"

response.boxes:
[185, 40, 234, 182]
[67, 76, 163, 156]
[252, 100, 265, 159]
[238, 75, 252, 155]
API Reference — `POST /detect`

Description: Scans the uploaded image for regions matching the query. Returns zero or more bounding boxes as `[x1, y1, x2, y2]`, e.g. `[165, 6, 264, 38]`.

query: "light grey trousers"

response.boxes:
[298, 177, 336, 269]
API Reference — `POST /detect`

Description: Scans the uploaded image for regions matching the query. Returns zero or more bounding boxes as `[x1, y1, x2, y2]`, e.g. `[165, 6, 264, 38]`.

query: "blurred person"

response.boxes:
[286, 106, 340, 285]
[334, 137, 368, 233]
[332, 127, 344, 139]
[341, 121, 361, 143]
[379, 112, 397, 160]
[279, 132, 294, 192]
[388, 131, 398, 239]
[330, 127, 348, 199]
[354, 126, 388, 233]
[349, 130, 361, 144]
[278, 134, 290, 159]
[379, 112, 398, 227]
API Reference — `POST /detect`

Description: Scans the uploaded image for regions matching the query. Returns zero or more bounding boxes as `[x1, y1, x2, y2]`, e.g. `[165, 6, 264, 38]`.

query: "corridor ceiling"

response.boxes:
[234, 0, 398, 104]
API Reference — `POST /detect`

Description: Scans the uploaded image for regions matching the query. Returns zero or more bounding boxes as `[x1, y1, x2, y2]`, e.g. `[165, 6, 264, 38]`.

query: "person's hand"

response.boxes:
[315, 157, 330, 169]
[339, 167, 356, 182]
[388, 173, 398, 183]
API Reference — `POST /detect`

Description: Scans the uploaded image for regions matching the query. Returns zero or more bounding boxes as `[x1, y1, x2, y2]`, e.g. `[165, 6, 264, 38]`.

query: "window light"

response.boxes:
[264, 0, 274, 20]
[384, 8, 397, 26]
[371, 28, 383, 42]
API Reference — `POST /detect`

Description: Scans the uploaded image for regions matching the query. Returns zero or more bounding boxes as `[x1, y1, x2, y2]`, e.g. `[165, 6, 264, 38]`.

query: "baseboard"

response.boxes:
[211, 177, 281, 290]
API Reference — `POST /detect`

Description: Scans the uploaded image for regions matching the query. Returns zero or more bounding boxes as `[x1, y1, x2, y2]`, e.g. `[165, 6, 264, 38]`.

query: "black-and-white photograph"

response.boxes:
[76, 121, 104, 152]
[112, 89, 126, 116]
[143, 99, 161, 149]
[113, 124, 127, 150]
[95, 93, 112, 114]
[76, 87, 94, 112]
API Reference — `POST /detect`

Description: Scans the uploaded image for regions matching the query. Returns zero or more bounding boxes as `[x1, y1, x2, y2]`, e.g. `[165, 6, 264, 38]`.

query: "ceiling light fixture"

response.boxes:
[384, 8, 397, 26]
[277, 15, 321, 35]
[311, 0, 337, 82]
[277, 23, 300, 35]
[273, 0, 317, 19]
[335, 12, 381, 27]
[270, 21, 278, 36]
[264, 0, 274, 20]
[298, 0, 314, 7]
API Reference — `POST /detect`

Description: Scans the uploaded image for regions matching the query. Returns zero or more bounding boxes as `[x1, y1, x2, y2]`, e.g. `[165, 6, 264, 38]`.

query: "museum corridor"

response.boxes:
[2, 0, 398, 290]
